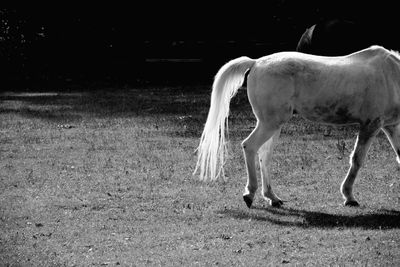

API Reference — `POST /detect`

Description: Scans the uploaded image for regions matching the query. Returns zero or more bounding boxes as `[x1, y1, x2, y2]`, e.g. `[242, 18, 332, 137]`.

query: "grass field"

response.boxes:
[1, 85, 400, 266]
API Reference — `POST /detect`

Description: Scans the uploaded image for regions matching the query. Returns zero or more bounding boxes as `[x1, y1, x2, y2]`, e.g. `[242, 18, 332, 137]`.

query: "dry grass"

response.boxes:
[1, 86, 400, 266]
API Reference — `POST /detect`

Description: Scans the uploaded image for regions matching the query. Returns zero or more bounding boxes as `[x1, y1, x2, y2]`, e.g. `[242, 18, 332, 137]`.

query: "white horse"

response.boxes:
[194, 45, 400, 208]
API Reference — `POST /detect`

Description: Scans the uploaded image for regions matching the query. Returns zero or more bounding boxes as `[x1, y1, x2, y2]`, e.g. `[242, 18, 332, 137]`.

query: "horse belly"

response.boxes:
[298, 107, 360, 125]
[295, 97, 363, 125]
[293, 71, 373, 125]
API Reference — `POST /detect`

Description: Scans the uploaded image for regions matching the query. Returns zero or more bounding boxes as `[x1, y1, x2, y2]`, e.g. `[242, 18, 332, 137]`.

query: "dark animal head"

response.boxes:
[296, 24, 315, 54]
[296, 19, 372, 56]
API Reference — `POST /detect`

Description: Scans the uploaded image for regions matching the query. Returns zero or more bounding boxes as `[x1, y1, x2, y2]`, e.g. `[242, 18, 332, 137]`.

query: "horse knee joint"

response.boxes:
[242, 142, 255, 154]
[241, 141, 248, 150]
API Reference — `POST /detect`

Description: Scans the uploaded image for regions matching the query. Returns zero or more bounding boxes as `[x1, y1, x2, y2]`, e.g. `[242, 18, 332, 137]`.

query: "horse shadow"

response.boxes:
[219, 205, 400, 229]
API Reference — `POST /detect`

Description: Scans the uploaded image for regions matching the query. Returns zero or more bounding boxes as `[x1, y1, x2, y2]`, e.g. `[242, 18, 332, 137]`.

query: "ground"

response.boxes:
[1, 86, 400, 266]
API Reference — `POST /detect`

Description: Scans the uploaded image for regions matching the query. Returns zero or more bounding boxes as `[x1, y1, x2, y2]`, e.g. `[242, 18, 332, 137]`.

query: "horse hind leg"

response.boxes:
[341, 120, 382, 206]
[382, 124, 400, 164]
[242, 122, 279, 208]
[259, 128, 283, 207]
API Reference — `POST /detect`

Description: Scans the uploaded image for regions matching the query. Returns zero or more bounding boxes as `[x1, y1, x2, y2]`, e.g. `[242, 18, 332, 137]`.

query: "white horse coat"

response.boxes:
[194, 45, 400, 207]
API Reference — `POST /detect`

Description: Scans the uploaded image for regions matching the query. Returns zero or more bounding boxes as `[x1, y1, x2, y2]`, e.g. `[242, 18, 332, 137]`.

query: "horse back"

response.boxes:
[258, 46, 393, 83]
[253, 46, 400, 125]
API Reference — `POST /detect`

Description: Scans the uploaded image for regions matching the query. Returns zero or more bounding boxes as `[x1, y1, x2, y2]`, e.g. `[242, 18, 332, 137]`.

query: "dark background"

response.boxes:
[1, 2, 398, 90]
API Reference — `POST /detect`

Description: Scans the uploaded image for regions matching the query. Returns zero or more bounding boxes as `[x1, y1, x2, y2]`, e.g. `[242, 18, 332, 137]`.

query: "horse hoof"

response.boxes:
[271, 200, 284, 208]
[344, 200, 359, 207]
[243, 195, 253, 208]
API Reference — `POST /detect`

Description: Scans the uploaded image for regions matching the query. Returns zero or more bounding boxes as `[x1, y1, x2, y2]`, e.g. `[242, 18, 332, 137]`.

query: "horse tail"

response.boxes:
[194, 56, 256, 181]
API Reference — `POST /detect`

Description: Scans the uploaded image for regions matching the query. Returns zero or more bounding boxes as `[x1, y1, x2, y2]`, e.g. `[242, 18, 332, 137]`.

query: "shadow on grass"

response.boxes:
[0, 88, 373, 140]
[0, 106, 83, 123]
[0, 87, 210, 121]
[218, 206, 400, 229]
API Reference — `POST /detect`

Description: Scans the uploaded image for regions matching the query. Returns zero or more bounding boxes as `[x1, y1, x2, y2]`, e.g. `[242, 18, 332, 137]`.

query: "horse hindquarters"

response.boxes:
[242, 71, 294, 208]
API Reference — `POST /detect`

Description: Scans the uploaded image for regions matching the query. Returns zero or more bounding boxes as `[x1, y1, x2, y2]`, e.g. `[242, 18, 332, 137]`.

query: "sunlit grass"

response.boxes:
[1, 86, 400, 265]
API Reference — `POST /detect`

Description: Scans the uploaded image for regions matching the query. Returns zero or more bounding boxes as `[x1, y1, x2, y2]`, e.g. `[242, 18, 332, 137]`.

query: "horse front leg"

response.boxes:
[341, 120, 382, 206]
[259, 128, 283, 207]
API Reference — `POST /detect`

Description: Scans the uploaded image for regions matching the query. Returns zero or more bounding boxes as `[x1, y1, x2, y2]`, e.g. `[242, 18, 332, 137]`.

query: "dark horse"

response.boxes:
[296, 19, 373, 56]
